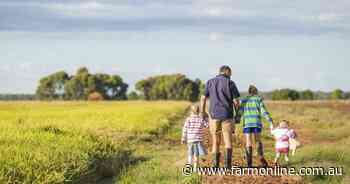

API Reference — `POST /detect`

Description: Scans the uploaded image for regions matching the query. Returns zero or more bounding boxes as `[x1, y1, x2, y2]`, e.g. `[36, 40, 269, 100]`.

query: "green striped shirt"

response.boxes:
[238, 95, 273, 129]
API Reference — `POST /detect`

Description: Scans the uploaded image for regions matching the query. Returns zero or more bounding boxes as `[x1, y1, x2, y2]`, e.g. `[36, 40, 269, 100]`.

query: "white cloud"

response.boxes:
[209, 32, 223, 41]
[317, 13, 342, 22]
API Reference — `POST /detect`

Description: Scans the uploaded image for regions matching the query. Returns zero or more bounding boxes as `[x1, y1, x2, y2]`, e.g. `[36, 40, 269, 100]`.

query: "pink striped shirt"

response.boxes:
[271, 128, 296, 150]
[181, 115, 209, 143]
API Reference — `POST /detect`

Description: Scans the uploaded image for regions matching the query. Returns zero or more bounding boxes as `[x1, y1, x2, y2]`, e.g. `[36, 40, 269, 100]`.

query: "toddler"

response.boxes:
[271, 120, 297, 164]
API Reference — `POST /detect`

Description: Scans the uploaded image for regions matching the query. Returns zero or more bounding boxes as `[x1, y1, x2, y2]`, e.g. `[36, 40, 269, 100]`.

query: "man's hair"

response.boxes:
[248, 85, 258, 95]
[219, 65, 231, 74]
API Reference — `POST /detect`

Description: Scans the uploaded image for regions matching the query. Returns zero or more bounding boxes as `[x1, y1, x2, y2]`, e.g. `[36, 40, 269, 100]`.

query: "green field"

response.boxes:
[0, 101, 190, 184]
[1, 101, 349, 184]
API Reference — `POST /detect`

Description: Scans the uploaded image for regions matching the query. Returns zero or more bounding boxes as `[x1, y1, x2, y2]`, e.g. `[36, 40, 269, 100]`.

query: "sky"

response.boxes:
[1, 0, 349, 93]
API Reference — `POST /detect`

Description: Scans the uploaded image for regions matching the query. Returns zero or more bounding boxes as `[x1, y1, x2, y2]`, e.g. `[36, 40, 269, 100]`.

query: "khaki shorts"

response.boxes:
[209, 119, 234, 135]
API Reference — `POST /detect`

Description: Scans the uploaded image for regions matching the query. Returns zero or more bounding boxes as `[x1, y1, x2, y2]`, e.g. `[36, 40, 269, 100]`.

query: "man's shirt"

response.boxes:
[204, 74, 240, 120]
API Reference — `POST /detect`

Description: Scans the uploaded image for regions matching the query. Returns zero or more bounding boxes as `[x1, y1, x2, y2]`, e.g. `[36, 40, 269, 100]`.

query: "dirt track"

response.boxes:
[201, 129, 304, 184]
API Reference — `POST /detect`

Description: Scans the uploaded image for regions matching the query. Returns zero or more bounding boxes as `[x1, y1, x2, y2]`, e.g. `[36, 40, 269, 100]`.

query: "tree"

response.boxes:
[36, 67, 128, 101]
[128, 91, 139, 100]
[345, 92, 350, 99]
[330, 89, 345, 100]
[36, 71, 69, 100]
[300, 89, 314, 100]
[271, 89, 300, 101]
[135, 74, 200, 102]
[64, 77, 85, 100]
[195, 79, 205, 100]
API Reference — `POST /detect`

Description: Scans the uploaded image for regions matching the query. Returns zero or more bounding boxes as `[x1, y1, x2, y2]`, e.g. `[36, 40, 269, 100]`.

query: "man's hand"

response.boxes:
[234, 115, 241, 124]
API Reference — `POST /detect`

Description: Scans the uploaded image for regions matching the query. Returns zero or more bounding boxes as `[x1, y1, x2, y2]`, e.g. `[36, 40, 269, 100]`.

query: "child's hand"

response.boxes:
[200, 112, 209, 119]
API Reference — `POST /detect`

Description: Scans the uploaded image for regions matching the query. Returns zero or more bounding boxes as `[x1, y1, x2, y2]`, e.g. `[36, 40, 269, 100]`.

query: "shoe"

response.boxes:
[224, 148, 232, 169]
[259, 157, 268, 168]
[245, 147, 253, 168]
[212, 152, 221, 168]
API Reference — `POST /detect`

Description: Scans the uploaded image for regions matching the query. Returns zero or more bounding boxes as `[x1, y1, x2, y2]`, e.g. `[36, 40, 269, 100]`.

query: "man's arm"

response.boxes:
[201, 81, 210, 117]
[200, 95, 208, 117]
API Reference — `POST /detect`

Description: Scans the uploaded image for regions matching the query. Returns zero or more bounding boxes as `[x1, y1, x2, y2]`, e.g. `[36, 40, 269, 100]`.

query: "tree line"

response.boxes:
[36, 67, 128, 100]
[34, 67, 203, 102]
[0, 67, 349, 101]
[267, 89, 350, 101]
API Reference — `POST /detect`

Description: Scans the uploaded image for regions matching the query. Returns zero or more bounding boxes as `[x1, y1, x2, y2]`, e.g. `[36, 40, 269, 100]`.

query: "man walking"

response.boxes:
[200, 65, 240, 168]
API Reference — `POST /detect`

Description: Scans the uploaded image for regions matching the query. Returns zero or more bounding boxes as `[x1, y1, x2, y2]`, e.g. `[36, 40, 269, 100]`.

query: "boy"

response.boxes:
[181, 105, 209, 170]
[238, 85, 274, 167]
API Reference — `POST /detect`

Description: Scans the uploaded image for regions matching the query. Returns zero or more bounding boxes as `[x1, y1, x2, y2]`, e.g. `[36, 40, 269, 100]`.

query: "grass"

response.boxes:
[265, 101, 350, 184]
[0, 101, 190, 184]
[115, 108, 200, 184]
[1, 100, 349, 184]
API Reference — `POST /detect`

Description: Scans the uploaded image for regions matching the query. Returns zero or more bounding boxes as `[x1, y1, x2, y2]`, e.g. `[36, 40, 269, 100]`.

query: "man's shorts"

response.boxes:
[188, 141, 207, 157]
[243, 127, 262, 134]
[209, 119, 234, 135]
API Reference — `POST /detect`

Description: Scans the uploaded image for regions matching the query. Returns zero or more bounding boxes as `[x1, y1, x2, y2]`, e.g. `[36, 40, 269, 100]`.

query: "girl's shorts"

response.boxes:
[188, 141, 207, 157]
[243, 127, 262, 134]
[276, 148, 289, 154]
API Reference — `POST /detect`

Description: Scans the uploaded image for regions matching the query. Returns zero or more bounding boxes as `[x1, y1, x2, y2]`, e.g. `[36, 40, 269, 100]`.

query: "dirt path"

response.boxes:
[200, 129, 304, 184]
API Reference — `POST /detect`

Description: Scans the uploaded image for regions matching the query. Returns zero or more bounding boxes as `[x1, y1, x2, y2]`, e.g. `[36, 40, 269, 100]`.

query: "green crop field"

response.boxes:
[0, 101, 190, 184]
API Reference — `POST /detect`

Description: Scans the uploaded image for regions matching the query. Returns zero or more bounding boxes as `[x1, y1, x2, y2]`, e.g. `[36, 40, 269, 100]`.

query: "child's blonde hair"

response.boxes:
[279, 120, 290, 128]
[191, 105, 200, 115]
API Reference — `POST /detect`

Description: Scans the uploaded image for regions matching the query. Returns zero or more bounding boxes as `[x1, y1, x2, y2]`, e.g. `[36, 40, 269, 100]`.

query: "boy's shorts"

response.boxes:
[243, 127, 262, 134]
[188, 141, 207, 157]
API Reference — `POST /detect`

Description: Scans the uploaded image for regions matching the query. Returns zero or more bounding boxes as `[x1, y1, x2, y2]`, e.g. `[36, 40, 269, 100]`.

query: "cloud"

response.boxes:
[0, 0, 349, 36]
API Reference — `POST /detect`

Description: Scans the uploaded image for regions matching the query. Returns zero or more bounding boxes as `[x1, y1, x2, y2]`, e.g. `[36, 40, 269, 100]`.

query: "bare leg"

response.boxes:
[274, 152, 280, 164]
[209, 120, 221, 167]
[193, 156, 199, 171]
[222, 121, 234, 168]
[246, 134, 253, 147]
[284, 153, 289, 162]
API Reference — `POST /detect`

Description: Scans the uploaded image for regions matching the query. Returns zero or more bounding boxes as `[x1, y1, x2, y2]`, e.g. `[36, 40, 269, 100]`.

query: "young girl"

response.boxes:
[181, 105, 209, 169]
[271, 120, 297, 164]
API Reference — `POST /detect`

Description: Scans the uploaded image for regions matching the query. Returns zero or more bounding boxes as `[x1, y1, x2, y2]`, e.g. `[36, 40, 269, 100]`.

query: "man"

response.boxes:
[200, 65, 240, 168]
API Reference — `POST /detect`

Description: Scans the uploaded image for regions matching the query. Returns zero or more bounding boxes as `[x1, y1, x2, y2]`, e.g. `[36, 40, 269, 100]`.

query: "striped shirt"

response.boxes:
[238, 95, 273, 129]
[271, 128, 296, 150]
[181, 115, 209, 143]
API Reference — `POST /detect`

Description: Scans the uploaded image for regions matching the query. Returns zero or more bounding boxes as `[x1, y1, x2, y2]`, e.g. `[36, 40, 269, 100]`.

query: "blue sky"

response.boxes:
[1, 0, 349, 93]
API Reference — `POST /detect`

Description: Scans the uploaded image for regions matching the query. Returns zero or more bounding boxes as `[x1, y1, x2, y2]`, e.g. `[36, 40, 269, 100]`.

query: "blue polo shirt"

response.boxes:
[204, 74, 240, 120]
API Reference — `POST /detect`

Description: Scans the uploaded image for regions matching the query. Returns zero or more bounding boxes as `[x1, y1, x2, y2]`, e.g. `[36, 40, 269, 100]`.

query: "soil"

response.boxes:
[200, 129, 304, 184]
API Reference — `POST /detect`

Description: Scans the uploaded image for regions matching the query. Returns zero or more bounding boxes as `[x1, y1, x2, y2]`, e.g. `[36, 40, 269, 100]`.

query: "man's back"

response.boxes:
[204, 74, 240, 120]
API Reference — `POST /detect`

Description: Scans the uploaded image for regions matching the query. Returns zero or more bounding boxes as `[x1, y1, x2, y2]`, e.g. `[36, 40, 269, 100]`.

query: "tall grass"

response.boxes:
[0, 101, 189, 184]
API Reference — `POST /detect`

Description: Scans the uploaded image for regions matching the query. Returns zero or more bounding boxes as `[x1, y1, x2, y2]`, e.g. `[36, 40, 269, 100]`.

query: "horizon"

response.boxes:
[1, 1, 350, 93]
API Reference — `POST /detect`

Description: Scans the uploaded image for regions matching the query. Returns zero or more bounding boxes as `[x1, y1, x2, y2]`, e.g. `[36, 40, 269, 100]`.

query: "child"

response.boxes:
[238, 85, 274, 168]
[181, 105, 209, 170]
[271, 120, 297, 164]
